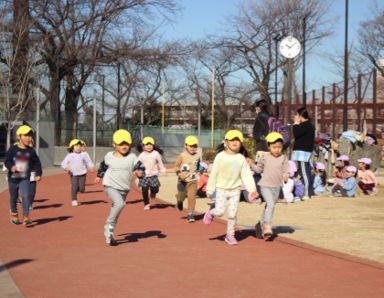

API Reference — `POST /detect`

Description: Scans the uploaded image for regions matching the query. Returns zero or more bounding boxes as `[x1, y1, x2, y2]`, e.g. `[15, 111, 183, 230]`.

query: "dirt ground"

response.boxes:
[157, 172, 384, 264]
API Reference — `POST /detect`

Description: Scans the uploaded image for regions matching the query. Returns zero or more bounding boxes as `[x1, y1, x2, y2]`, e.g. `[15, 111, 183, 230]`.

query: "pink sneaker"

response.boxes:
[203, 210, 213, 225]
[224, 234, 238, 245]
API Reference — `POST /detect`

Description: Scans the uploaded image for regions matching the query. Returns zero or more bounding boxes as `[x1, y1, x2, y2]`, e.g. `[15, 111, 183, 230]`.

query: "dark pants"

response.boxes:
[29, 181, 36, 207]
[297, 161, 314, 197]
[332, 184, 348, 197]
[197, 188, 206, 198]
[358, 181, 375, 194]
[71, 175, 86, 201]
[9, 179, 30, 216]
[142, 186, 159, 205]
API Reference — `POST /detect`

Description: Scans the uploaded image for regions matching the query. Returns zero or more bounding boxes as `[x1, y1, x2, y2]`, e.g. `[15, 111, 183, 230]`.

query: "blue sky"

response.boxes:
[163, 0, 378, 91]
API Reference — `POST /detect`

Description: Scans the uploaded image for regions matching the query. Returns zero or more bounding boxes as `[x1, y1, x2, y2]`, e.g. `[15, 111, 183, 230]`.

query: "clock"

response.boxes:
[279, 36, 301, 59]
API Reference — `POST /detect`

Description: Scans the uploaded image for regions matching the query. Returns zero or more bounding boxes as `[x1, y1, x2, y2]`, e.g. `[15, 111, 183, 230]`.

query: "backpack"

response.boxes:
[268, 116, 290, 148]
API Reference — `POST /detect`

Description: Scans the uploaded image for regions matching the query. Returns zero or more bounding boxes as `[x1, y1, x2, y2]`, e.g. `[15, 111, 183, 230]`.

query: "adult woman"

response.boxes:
[252, 100, 270, 153]
[292, 107, 315, 199]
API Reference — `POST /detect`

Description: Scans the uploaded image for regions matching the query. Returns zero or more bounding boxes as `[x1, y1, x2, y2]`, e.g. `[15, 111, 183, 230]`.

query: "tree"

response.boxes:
[358, 2, 384, 76]
[0, 6, 42, 149]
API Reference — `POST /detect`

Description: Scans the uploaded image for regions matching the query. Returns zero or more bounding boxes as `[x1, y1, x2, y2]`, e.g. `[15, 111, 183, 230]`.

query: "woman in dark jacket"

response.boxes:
[252, 100, 270, 152]
[292, 107, 316, 199]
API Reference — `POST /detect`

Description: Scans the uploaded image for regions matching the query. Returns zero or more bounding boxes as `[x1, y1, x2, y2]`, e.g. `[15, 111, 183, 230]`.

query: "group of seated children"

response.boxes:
[319, 155, 377, 198]
[196, 153, 378, 202]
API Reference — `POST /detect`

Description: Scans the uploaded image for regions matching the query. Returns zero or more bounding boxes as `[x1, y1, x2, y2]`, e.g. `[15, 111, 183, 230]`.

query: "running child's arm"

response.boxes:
[96, 160, 108, 179]
[155, 151, 167, 174]
[60, 154, 71, 172]
[31, 149, 43, 181]
[174, 155, 188, 181]
[240, 158, 257, 195]
[250, 155, 264, 174]
[4, 146, 16, 172]
[83, 152, 95, 172]
[206, 156, 220, 197]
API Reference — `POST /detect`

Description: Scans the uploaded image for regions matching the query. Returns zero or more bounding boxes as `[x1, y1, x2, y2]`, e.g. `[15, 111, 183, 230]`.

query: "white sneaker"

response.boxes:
[144, 204, 151, 211]
[71, 200, 79, 207]
[104, 224, 114, 244]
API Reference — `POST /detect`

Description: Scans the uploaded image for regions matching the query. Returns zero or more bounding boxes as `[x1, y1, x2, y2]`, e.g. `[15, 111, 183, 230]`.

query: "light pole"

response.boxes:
[116, 62, 121, 130]
[140, 97, 144, 140]
[273, 34, 282, 117]
[302, 14, 308, 108]
[343, 0, 349, 131]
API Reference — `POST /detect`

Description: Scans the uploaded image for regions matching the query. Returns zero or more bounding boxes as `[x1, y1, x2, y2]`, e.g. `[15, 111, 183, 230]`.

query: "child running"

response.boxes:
[250, 132, 290, 240]
[357, 158, 377, 195]
[4, 125, 42, 225]
[95, 129, 140, 246]
[203, 130, 258, 245]
[174, 135, 202, 222]
[136, 136, 167, 210]
[61, 139, 95, 206]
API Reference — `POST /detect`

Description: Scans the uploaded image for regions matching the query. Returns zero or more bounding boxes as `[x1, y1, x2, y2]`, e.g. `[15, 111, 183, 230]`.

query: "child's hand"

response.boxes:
[11, 166, 17, 173]
[246, 157, 254, 166]
[248, 191, 259, 202]
[89, 167, 95, 173]
[35, 176, 42, 182]
[178, 172, 189, 181]
[135, 170, 142, 178]
[283, 174, 289, 183]
[95, 177, 101, 184]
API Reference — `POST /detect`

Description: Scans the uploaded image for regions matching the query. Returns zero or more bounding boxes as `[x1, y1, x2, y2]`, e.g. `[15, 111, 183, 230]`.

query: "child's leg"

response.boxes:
[71, 176, 80, 201]
[211, 189, 227, 218]
[78, 174, 86, 193]
[176, 181, 186, 203]
[8, 180, 19, 214]
[105, 187, 128, 228]
[142, 186, 150, 205]
[149, 185, 159, 198]
[226, 189, 241, 236]
[19, 179, 31, 217]
[260, 187, 280, 225]
[186, 181, 197, 212]
[29, 181, 36, 208]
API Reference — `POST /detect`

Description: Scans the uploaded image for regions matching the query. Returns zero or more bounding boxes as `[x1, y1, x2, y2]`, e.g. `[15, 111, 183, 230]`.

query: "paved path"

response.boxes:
[0, 172, 383, 297]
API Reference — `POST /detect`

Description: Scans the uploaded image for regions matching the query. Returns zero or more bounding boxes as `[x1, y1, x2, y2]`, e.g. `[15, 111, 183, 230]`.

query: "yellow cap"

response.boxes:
[113, 129, 132, 145]
[79, 139, 86, 146]
[185, 135, 198, 146]
[265, 132, 284, 143]
[16, 125, 33, 136]
[224, 130, 244, 142]
[142, 136, 155, 145]
[69, 139, 81, 148]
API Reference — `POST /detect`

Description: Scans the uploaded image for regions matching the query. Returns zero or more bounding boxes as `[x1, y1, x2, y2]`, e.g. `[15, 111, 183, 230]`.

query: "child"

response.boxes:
[61, 139, 95, 206]
[4, 125, 42, 225]
[136, 136, 167, 210]
[250, 132, 290, 240]
[313, 162, 327, 195]
[331, 165, 357, 198]
[203, 130, 258, 245]
[174, 135, 202, 222]
[333, 155, 350, 179]
[282, 161, 296, 203]
[95, 129, 140, 246]
[197, 162, 209, 198]
[293, 173, 305, 202]
[357, 158, 377, 195]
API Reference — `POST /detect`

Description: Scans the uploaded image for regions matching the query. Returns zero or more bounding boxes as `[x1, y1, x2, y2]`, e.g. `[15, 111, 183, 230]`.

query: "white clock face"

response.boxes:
[279, 36, 301, 59]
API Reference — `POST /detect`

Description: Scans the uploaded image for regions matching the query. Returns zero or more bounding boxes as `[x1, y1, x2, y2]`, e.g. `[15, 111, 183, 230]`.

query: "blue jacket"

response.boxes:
[342, 177, 356, 197]
[313, 175, 326, 193]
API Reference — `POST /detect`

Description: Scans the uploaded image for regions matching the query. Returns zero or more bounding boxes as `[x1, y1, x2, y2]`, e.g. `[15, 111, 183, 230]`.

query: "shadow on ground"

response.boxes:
[0, 259, 34, 272]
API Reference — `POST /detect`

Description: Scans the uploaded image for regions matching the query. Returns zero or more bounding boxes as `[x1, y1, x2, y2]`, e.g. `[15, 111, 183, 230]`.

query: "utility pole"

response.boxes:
[343, 0, 349, 131]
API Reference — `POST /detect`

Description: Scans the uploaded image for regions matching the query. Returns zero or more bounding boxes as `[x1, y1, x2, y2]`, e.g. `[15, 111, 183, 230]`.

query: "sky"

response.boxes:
[163, 0, 378, 92]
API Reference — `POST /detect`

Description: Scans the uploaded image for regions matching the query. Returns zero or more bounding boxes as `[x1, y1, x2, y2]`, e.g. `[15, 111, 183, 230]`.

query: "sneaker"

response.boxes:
[71, 200, 79, 207]
[144, 204, 151, 211]
[104, 224, 117, 246]
[187, 214, 195, 223]
[224, 234, 238, 245]
[255, 222, 263, 239]
[203, 210, 213, 225]
[263, 225, 273, 240]
[176, 201, 183, 211]
[10, 213, 20, 224]
[23, 216, 31, 226]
